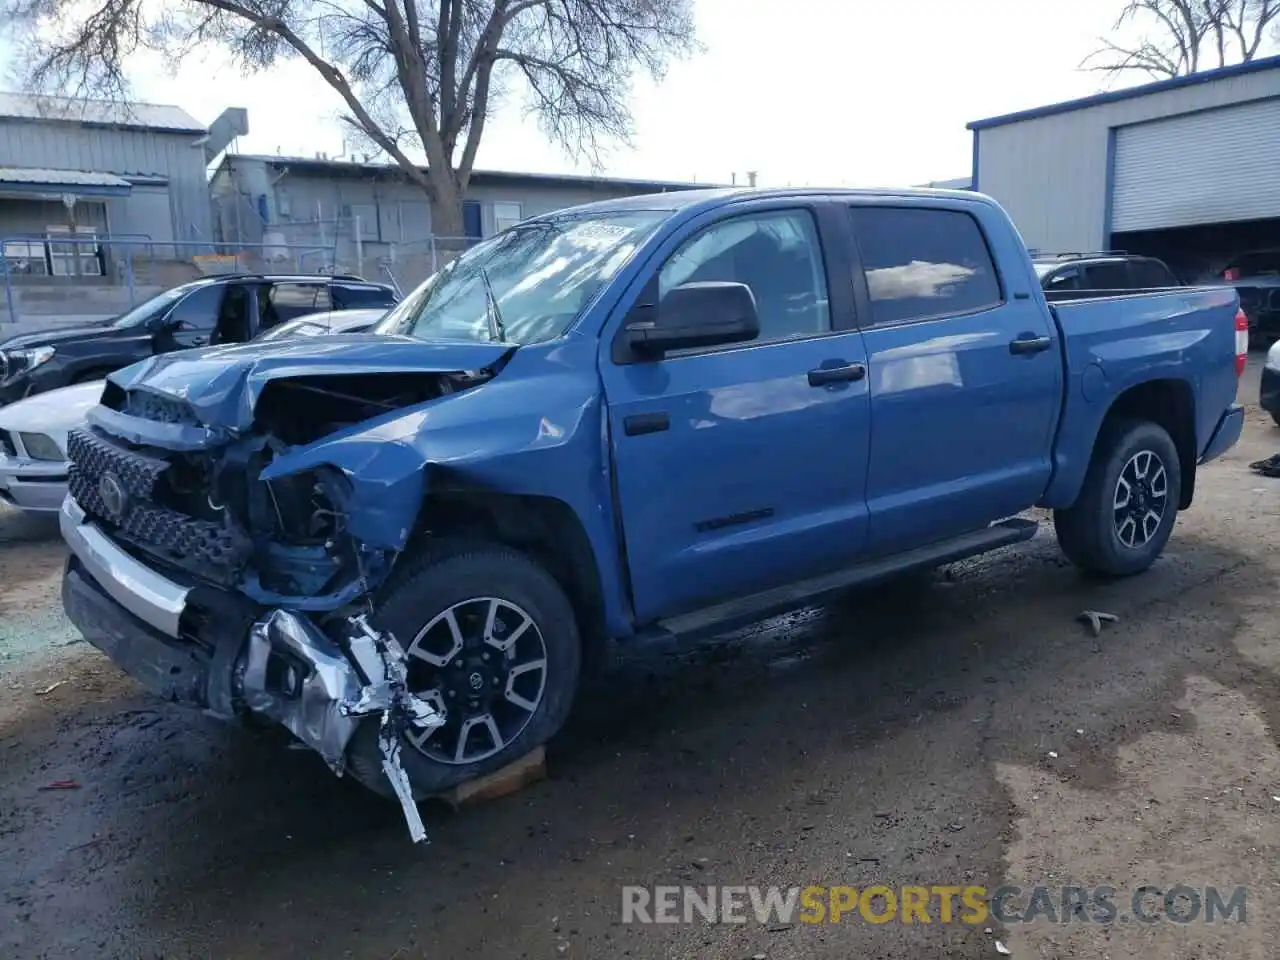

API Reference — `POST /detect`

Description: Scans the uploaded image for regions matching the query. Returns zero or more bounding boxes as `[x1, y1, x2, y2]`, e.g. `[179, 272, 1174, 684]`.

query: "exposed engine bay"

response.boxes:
[81, 369, 493, 606]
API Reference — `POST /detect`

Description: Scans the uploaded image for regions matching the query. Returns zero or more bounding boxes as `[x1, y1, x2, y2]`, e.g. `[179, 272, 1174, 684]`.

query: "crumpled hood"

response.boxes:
[107, 333, 514, 432]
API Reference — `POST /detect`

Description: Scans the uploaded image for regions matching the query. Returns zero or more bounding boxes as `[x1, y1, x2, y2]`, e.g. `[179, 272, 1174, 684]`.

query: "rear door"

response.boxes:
[599, 199, 872, 622]
[848, 200, 1061, 554]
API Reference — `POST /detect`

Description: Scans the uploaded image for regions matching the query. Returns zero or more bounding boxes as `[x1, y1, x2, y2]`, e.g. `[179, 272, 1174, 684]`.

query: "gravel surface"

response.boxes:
[2, 361, 1279, 959]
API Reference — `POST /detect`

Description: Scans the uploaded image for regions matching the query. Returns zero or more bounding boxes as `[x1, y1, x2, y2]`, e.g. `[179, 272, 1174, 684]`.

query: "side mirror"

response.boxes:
[149, 309, 179, 332]
[625, 281, 760, 357]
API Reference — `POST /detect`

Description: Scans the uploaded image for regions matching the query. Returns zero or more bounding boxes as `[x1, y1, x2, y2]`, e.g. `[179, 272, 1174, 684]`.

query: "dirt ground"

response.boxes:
[3, 361, 1280, 959]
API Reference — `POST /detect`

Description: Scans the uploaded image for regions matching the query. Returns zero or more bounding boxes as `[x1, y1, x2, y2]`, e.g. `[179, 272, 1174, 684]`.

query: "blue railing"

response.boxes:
[1, 234, 341, 325]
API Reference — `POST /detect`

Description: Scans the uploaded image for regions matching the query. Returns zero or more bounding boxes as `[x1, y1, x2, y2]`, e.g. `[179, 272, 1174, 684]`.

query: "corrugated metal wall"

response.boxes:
[221, 159, 668, 247]
[0, 121, 211, 243]
[974, 67, 1280, 253]
[1112, 97, 1280, 231]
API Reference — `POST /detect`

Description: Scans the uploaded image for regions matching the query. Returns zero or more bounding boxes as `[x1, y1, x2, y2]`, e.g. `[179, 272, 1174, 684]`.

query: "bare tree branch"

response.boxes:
[1, 0, 698, 236]
[1083, 0, 1279, 79]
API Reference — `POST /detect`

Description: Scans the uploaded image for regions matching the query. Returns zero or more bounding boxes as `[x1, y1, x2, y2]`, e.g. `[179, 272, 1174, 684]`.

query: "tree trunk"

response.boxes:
[428, 168, 467, 255]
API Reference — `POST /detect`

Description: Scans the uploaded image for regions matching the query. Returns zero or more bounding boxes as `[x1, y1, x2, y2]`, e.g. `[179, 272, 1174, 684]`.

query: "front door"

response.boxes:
[155, 283, 223, 351]
[847, 200, 1062, 555]
[600, 201, 872, 624]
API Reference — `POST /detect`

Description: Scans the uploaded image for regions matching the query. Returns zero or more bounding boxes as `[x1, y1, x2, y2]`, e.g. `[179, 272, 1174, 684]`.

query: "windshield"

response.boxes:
[109, 282, 204, 329]
[1032, 262, 1057, 279]
[376, 211, 668, 345]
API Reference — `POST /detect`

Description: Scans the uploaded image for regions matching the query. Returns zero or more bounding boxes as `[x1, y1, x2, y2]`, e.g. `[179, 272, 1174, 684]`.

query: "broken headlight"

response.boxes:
[0, 346, 55, 384]
[263, 467, 347, 544]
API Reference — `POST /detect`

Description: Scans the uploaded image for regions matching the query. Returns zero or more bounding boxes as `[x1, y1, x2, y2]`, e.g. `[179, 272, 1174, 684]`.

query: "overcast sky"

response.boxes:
[0, 0, 1209, 186]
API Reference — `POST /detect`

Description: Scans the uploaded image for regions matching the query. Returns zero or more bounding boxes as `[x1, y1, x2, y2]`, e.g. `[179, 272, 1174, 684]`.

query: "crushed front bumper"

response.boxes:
[58, 495, 443, 841]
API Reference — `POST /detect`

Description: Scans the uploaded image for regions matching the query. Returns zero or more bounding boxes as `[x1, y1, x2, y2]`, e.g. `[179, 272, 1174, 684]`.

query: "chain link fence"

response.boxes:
[2, 220, 473, 326]
[1, 234, 341, 326]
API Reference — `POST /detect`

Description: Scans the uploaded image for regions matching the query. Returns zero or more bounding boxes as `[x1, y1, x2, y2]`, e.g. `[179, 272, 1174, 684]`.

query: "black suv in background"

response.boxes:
[1032, 252, 1182, 297]
[0, 273, 399, 405]
[1213, 250, 1280, 341]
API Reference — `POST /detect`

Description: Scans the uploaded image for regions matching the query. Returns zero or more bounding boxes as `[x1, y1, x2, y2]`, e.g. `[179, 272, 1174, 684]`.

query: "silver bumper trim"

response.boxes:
[59, 495, 190, 638]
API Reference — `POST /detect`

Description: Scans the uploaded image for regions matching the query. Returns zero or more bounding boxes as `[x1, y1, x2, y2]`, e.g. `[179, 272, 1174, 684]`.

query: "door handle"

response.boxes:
[1009, 335, 1052, 356]
[623, 412, 669, 436]
[807, 363, 867, 387]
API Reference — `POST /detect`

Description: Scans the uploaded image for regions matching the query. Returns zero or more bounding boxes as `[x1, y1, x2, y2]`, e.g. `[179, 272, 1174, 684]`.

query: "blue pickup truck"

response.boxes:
[57, 187, 1246, 836]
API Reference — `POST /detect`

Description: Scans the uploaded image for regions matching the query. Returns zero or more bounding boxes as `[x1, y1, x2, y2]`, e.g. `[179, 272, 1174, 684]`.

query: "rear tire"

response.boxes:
[1053, 419, 1181, 578]
[346, 540, 581, 799]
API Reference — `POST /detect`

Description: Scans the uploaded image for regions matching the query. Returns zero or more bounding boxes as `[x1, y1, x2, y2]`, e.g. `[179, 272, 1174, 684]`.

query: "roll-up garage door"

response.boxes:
[1111, 97, 1280, 233]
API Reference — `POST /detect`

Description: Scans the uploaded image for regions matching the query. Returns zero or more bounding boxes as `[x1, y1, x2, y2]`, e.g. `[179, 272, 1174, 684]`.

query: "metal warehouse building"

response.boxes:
[0, 93, 244, 276]
[969, 54, 1280, 277]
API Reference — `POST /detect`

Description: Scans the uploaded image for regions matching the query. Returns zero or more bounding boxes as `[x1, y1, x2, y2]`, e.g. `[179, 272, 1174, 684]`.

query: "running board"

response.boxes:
[644, 518, 1040, 644]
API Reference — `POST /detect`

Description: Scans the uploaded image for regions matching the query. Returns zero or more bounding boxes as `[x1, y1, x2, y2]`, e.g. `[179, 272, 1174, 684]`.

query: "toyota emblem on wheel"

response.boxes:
[98, 472, 127, 519]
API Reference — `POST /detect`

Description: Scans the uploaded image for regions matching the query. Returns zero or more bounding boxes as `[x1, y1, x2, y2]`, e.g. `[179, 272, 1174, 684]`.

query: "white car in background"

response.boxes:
[0, 379, 103, 513]
[0, 308, 391, 515]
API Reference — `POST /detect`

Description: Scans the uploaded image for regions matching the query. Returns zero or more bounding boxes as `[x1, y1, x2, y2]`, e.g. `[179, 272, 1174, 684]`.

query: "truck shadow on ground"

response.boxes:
[2, 527, 1270, 958]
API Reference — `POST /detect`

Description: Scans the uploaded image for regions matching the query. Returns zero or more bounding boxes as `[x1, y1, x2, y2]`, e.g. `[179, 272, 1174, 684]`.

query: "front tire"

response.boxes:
[1054, 419, 1181, 577]
[346, 540, 581, 799]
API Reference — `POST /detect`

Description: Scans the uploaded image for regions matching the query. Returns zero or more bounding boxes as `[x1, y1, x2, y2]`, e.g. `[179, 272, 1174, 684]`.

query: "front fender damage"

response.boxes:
[244, 610, 444, 842]
[90, 357, 512, 842]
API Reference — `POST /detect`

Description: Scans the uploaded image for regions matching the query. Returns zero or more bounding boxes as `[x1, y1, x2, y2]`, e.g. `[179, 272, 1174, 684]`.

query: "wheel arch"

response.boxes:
[1090, 378, 1197, 510]
[408, 489, 611, 677]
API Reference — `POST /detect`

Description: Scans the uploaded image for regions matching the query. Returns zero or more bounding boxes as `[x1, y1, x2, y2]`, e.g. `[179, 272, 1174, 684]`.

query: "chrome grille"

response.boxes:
[66, 427, 247, 576]
[66, 428, 168, 501]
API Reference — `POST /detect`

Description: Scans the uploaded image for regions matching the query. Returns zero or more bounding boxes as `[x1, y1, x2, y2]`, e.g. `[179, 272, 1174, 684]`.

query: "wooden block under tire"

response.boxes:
[432, 746, 546, 809]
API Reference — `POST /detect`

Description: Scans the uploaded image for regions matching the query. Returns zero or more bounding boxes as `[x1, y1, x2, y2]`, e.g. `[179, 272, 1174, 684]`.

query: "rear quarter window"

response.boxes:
[1083, 262, 1130, 289]
[850, 207, 1002, 325]
[333, 284, 398, 309]
[1131, 259, 1179, 288]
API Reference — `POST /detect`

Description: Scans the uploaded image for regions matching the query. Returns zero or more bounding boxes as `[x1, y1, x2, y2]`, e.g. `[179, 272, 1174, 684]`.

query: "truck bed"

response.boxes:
[1039, 284, 1241, 509]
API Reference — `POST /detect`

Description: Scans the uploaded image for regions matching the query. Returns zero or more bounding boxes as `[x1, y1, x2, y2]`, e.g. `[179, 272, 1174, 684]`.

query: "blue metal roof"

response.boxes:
[968, 53, 1280, 131]
[0, 167, 133, 197]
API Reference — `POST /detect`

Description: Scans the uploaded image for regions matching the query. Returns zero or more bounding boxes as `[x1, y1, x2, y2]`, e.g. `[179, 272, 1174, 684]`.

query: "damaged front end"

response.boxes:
[60, 341, 512, 842]
[245, 611, 444, 841]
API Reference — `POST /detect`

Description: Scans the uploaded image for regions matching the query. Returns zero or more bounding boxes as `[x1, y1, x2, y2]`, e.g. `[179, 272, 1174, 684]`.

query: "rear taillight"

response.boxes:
[1235, 307, 1249, 376]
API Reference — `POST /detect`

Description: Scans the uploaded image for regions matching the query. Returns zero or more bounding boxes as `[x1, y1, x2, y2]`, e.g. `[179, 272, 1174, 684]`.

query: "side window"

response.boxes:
[167, 285, 223, 329]
[1131, 259, 1177, 288]
[1083, 262, 1130, 290]
[332, 284, 397, 309]
[657, 209, 830, 346]
[1044, 267, 1082, 292]
[266, 283, 329, 325]
[850, 207, 1002, 326]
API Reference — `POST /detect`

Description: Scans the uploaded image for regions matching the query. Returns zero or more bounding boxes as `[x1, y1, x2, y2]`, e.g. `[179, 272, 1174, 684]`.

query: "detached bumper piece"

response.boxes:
[59, 495, 446, 843]
[246, 611, 445, 842]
